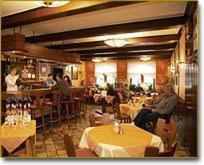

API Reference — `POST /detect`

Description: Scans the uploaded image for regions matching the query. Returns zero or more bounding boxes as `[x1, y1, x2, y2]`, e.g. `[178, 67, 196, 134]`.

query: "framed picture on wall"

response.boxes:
[41, 65, 47, 76]
[71, 66, 78, 80]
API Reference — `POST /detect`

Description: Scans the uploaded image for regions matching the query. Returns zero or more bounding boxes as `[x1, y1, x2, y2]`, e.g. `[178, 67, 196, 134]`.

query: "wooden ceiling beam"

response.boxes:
[2, 1, 141, 29]
[47, 34, 178, 50]
[68, 43, 176, 54]
[25, 16, 186, 43]
[80, 50, 173, 58]
[81, 55, 171, 61]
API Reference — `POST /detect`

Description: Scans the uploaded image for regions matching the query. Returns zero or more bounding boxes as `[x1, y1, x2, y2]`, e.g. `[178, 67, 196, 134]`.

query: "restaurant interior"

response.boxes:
[0, 0, 198, 158]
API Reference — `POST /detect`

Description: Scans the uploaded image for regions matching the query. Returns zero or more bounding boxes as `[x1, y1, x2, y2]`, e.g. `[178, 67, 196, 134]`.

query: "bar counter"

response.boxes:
[1, 86, 85, 100]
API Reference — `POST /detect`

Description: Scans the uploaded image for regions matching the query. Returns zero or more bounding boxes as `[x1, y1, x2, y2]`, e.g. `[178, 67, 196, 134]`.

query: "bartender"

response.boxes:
[5, 66, 19, 92]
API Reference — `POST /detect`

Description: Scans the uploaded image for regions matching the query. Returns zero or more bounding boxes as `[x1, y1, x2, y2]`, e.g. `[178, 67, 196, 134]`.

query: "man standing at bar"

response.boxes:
[5, 66, 19, 92]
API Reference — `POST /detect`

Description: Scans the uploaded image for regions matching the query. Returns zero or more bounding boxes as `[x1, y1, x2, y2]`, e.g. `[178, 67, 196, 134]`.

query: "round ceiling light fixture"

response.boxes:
[37, 1, 70, 7]
[92, 57, 107, 63]
[104, 39, 128, 47]
[140, 55, 151, 61]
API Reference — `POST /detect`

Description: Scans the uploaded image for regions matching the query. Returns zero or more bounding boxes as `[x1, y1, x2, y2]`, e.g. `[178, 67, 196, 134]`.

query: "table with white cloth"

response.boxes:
[79, 124, 164, 158]
[119, 103, 142, 120]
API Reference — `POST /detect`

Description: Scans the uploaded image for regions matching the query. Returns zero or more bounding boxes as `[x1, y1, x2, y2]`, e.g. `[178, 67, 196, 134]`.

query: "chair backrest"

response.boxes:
[89, 113, 96, 127]
[155, 118, 166, 137]
[102, 113, 110, 125]
[117, 92, 123, 103]
[63, 133, 76, 157]
[112, 103, 121, 119]
[144, 146, 159, 157]
[162, 122, 178, 148]
[159, 141, 178, 157]
[31, 90, 47, 108]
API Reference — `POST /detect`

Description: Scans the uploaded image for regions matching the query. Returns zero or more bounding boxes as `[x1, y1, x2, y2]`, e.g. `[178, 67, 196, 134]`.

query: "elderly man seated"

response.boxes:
[133, 85, 179, 130]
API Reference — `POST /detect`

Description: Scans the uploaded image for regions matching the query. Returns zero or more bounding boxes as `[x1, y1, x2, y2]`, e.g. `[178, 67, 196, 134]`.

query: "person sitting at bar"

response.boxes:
[64, 75, 72, 87]
[5, 66, 19, 92]
[44, 73, 56, 88]
[133, 84, 178, 130]
[51, 73, 70, 100]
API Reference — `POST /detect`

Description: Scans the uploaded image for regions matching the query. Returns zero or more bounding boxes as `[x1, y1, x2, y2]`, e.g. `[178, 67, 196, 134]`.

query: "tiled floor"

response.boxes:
[12, 104, 189, 158]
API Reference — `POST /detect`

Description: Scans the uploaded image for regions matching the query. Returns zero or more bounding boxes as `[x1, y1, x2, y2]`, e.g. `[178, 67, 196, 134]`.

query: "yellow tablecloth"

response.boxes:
[132, 97, 153, 104]
[120, 103, 142, 120]
[1, 120, 36, 153]
[79, 124, 164, 157]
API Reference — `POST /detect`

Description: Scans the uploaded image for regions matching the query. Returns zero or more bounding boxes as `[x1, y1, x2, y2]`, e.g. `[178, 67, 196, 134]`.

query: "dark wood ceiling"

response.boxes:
[2, 1, 197, 61]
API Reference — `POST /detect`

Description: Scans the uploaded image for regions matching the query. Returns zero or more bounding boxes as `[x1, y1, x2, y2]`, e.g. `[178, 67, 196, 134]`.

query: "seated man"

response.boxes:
[133, 85, 178, 130]
[44, 73, 56, 88]
[144, 87, 165, 106]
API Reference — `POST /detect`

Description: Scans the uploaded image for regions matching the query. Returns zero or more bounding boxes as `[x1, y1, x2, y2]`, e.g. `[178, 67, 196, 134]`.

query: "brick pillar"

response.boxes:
[85, 61, 95, 86]
[117, 60, 127, 83]
[156, 59, 170, 86]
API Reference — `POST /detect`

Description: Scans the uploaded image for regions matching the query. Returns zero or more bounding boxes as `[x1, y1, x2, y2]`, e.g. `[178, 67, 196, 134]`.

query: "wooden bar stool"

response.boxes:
[30, 91, 47, 131]
[67, 90, 77, 127]
[45, 89, 61, 129]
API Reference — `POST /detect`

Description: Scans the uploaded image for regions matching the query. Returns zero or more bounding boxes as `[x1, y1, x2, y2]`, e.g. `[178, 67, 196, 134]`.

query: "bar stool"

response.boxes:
[73, 89, 83, 124]
[60, 94, 72, 128]
[30, 91, 47, 131]
[65, 89, 77, 127]
[45, 89, 61, 129]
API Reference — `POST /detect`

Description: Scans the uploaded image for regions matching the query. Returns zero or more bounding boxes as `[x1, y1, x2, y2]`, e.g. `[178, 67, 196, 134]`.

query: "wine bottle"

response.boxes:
[27, 97, 31, 123]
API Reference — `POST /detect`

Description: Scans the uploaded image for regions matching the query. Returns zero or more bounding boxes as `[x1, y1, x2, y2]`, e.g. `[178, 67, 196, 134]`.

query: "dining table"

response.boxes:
[1, 120, 36, 157]
[79, 124, 164, 158]
[93, 94, 114, 104]
[119, 103, 142, 120]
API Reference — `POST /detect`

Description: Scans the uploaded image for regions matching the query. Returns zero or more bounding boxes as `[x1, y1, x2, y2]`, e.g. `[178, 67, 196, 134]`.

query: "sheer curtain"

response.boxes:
[127, 60, 156, 90]
[95, 62, 117, 87]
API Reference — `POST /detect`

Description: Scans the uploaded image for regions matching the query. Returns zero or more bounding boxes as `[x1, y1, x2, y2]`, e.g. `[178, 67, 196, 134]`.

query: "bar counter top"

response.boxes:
[1, 86, 85, 100]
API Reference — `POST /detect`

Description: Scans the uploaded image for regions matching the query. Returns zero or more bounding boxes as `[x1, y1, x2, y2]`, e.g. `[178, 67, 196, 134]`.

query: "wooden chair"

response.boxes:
[102, 113, 110, 125]
[159, 141, 178, 157]
[45, 89, 61, 129]
[30, 90, 47, 131]
[144, 141, 178, 157]
[144, 146, 159, 157]
[89, 113, 110, 127]
[162, 122, 178, 150]
[155, 118, 166, 137]
[63, 133, 97, 158]
[112, 103, 131, 123]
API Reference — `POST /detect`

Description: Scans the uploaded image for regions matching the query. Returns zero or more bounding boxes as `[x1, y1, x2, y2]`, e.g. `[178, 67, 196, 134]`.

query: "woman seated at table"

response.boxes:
[133, 85, 179, 130]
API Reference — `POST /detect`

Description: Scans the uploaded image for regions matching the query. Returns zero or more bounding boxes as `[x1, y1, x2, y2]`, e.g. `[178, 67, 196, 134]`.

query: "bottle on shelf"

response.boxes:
[27, 97, 32, 123]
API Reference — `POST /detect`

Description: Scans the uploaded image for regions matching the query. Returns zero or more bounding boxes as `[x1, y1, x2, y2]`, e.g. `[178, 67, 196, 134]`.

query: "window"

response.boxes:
[95, 62, 116, 87]
[128, 61, 156, 90]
